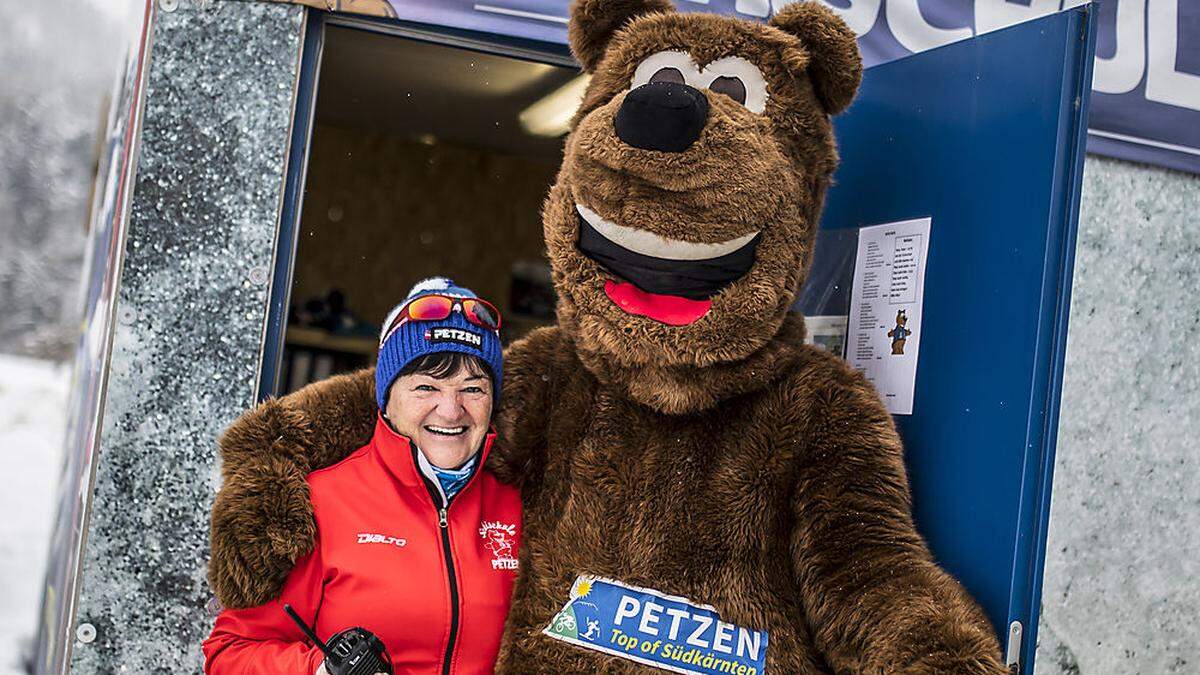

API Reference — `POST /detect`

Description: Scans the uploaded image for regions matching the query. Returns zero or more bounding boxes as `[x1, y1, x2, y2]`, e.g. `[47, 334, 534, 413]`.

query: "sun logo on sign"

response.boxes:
[571, 577, 594, 599]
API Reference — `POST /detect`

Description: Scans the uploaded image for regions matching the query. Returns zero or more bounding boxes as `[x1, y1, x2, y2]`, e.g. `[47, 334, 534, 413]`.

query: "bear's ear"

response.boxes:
[769, 2, 862, 115]
[568, 0, 675, 73]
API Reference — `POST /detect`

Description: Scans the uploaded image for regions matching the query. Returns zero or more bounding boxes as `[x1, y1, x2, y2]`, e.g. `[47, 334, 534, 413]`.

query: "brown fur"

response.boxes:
[207, 369, 375, 609]
[552, 6, 850, 407]
[568, 0, 675, 73]
[209, 1, 1005, 671]
[768, 2, 862, 115]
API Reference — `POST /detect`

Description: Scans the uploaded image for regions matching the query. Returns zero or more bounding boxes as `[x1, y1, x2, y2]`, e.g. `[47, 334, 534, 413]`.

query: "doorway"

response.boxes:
[277, 21, 580, 394]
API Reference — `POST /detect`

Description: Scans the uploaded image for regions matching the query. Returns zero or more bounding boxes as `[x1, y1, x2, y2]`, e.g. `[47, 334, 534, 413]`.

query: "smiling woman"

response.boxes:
[204, 277, 520, 675]
[384, 352, 493, 471]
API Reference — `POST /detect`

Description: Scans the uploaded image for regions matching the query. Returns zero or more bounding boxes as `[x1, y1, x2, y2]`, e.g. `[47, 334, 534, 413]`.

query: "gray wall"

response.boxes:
[1036, 156, 1200, 674]
[66, 2, 305, 671]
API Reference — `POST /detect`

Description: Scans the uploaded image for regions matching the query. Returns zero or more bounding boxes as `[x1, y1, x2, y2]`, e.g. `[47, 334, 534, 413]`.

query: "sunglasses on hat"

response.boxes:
[381, 294, 502, 345]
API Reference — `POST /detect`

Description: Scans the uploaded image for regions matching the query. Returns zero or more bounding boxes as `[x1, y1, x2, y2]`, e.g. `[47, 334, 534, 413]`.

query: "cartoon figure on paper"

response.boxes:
[887, 309, 911, 354]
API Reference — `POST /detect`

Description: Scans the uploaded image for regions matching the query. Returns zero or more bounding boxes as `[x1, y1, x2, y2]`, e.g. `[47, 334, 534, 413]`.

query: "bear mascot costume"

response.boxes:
[207, 1, 1006, 672]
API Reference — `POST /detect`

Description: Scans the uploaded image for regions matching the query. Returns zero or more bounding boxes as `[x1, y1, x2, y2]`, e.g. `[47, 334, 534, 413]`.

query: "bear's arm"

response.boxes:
[209, 327, 561, 608]
[787, 366, 1007, 674]
[208, 368, 376, 609]
[487, 326, 564, 490]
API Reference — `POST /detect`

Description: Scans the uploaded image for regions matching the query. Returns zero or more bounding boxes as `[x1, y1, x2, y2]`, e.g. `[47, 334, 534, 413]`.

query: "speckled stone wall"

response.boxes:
[68, 1, 304, 672]
[1036, 156, 1200, 674]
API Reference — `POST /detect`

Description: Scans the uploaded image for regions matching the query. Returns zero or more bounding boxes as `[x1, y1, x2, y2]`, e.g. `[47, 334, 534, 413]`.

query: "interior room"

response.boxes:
[280, 25, 581, 393]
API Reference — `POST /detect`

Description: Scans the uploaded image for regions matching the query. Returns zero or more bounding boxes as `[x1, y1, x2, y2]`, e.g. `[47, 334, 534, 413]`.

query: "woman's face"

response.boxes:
[385, 364, 493, 470]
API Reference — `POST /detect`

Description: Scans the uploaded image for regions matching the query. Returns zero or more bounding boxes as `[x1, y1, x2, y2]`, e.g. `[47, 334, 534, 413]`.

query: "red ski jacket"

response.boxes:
[203, 414, 521, 675]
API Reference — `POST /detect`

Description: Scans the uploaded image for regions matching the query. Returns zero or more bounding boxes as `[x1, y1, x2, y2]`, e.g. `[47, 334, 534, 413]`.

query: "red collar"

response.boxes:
[369, 413, 497, 497]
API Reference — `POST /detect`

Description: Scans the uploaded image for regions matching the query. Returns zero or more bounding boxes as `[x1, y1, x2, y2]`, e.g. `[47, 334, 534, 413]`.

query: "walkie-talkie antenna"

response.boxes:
[284, 604, 332, 657]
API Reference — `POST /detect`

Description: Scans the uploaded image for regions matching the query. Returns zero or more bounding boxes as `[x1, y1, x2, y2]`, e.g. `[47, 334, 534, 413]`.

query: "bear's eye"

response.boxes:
[709, 76, 747, 105]
[631, 51, 701, 90]
[700, 56, 768, 114]
[649, 67, 686, 85]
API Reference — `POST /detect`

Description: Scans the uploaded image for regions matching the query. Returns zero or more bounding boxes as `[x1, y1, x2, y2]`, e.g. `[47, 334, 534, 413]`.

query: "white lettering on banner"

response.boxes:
[639, 601, 664, 636]
[887, 0, 973, 52]
[1094, 0, 1147, 94]
[738, 629, 763, 661]
[563, 584, 767, 662]
[686, 614, 713, 648]
[746, 0, 1197, 115]
[737, 0, 770, 18]
[712, 620, 735, 654]
[1146, 0, 1200, 111]
[811, 0, 883, 37]
[665, 606, 690, 640]
[682, 0, 773, 19]
[614, 596, 640, 626]
[975, 0, 1059, 35]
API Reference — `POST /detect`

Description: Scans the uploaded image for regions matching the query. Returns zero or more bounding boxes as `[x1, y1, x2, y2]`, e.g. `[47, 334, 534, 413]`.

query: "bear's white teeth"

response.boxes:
[576, 203, 759, 262]
[426, 425, 467, 436]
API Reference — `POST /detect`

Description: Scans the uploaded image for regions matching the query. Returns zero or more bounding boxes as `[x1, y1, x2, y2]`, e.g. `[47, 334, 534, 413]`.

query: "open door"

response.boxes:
[798, 7, 1096, 672]
[260, 13, 578, 398]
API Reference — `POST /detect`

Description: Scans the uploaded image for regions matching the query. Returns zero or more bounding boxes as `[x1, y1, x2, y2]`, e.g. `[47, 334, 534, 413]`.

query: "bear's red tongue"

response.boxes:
[604, 280, 711, 326]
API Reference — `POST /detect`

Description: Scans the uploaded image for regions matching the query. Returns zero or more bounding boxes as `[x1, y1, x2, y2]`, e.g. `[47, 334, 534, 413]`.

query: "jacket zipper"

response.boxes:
[412, 445, 483, 675]
[436, 505, 459, 675]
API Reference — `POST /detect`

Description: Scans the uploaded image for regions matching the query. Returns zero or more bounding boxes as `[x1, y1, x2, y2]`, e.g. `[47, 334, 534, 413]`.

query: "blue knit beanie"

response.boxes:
[375, 277, 503, 411]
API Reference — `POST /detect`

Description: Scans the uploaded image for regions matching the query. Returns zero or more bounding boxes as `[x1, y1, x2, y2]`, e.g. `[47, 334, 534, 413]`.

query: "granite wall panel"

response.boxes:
[1036, 156, 1200, 674]
[68, 1, 304, 671]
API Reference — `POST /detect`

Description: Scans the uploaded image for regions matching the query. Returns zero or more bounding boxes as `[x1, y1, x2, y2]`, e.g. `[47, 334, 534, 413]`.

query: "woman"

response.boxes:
[203, 278, 519, 675]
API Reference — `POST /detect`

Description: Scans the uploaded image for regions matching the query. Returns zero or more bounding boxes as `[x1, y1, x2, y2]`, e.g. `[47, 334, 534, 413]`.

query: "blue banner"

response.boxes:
[361, 0, 1197, 174]
[543, 576, 769, 674]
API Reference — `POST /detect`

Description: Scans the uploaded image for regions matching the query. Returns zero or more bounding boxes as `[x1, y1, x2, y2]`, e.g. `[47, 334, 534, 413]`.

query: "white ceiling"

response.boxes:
[316, 26, 580, 157]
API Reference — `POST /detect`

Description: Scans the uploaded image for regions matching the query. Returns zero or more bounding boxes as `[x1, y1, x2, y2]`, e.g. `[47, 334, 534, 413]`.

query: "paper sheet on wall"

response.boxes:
[846, 218, 931, 415]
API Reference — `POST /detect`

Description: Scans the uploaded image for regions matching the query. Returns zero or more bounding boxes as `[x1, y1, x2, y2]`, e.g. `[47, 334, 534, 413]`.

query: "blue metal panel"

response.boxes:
[816, 8, 1095, 670]
[259, 10, 324, 400]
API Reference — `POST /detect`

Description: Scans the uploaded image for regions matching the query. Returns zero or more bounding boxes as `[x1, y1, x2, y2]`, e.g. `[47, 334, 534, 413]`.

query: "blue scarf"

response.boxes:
[432, 455, 477, 501]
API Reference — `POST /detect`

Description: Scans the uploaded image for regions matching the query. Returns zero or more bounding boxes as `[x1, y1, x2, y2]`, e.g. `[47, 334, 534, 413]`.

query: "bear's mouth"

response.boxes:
[576, 203, 760, 326]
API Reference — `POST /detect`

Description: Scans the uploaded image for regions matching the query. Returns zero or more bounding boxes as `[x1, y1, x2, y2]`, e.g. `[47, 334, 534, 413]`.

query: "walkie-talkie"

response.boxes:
[284, 604, 393, 675]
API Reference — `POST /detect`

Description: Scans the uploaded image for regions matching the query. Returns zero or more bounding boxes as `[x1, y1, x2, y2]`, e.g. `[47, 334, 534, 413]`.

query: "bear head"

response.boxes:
[545, 0, 861, 412]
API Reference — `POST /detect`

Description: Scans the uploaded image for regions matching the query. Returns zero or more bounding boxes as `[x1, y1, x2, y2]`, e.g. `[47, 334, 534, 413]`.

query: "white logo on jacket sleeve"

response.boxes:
[479, 521, 519, 570]
[357, 532, 407, 547]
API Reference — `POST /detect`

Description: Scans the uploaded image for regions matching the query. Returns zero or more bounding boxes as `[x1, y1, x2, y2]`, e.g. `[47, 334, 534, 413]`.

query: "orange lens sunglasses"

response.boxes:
[383, 294, 502, 342]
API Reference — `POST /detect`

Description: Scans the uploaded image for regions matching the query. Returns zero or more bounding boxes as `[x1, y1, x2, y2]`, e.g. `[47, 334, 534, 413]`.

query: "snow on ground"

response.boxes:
[0, 355, 70, 675]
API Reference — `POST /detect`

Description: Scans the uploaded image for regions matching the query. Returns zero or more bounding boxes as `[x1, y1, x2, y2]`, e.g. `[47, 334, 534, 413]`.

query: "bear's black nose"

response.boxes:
[614, 82, 709, 153]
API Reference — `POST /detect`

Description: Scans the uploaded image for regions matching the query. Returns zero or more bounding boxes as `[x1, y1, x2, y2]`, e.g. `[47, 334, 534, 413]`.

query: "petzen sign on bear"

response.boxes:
[544, 576, 768, 674]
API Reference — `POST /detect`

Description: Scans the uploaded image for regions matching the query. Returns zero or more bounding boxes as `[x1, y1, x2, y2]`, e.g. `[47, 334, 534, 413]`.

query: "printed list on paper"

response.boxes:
[846, 217, 931, 415]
